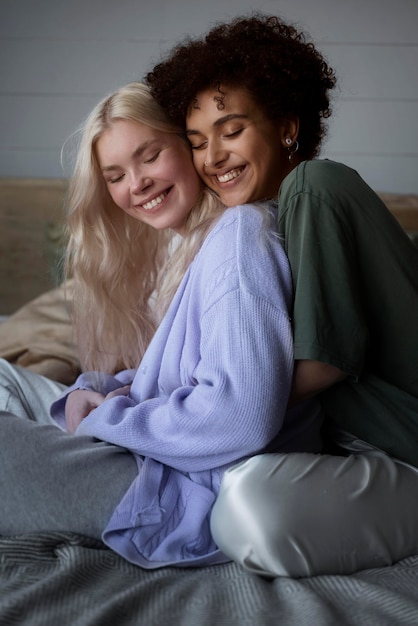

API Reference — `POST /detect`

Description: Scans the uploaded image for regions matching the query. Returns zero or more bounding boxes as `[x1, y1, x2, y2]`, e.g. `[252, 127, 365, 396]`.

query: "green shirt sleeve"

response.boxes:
[278, 180, 368, 378]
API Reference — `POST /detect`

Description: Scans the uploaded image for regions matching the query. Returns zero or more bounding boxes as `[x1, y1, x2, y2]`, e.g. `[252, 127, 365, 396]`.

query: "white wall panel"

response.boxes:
[0, 95, 98, 148]
[3, 1, 416, 45]
[0, 148, 64, 178]
[321, 44, 418, 100]
[1, 39, 161, 94]
[324, 101, 418, 155]
[0, 0, 272, 40]
[2, 0, 417, 43]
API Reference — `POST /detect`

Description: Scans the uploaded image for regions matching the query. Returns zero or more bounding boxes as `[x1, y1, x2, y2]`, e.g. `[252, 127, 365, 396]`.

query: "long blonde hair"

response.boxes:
[65, 82, 224, 373]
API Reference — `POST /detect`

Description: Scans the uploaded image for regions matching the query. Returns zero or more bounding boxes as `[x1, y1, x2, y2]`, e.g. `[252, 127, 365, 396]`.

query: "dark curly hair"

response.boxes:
[145, 14, 337, 159]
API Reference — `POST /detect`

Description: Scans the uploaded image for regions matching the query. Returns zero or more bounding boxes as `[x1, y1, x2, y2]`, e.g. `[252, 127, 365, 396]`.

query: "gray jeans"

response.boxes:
[0, 359, 137, 539]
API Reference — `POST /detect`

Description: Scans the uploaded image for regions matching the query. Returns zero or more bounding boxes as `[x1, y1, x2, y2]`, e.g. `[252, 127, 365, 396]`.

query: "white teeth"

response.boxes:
[143, 193, 166, 210]
[217, 168, 243, 183]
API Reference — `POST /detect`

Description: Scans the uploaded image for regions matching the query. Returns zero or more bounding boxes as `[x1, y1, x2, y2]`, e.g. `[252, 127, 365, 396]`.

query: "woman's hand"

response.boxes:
[65, 386, 132, 433]
[65, 389, 106, 433]
[105, 385, 131, 400]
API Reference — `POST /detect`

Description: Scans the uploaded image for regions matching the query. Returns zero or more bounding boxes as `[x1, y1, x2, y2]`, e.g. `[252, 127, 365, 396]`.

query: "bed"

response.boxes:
[1, 177, 418, 626]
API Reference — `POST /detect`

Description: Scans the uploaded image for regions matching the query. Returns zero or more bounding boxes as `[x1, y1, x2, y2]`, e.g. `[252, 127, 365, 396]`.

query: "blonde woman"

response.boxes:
[0, 82, 322, 569]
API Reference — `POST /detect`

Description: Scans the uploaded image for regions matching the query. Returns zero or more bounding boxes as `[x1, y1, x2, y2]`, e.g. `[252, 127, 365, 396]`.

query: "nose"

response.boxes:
[130, 172, 153, 194]
[204, 139, 228, 169]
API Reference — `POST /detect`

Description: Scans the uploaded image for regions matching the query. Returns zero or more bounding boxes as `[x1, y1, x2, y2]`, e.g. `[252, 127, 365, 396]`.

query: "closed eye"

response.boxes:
[189, 128, 244, 150]
[189, 140, 207, 151]
[144, 150, 161, 164]
[107, 173, 124, 184]
[224, 128, 244, 139]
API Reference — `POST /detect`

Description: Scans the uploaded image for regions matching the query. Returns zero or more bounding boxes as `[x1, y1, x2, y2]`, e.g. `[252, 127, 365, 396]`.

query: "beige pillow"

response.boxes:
[0, 279, 80, 384]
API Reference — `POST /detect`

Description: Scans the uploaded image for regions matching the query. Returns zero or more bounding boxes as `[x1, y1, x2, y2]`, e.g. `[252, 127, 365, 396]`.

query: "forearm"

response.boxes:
[289, 359, 347, 407]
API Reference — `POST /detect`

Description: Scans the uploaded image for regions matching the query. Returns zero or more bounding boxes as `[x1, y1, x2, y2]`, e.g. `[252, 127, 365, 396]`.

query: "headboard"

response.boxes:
[0, 178, 68, 315]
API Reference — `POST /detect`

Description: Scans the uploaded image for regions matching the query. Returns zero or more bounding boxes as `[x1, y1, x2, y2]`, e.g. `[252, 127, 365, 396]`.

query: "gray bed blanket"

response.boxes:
[1, 532, 418, 625]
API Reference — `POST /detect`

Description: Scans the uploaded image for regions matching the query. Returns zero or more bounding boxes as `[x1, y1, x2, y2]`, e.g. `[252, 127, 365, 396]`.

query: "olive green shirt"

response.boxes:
[278, 159, 418, 464]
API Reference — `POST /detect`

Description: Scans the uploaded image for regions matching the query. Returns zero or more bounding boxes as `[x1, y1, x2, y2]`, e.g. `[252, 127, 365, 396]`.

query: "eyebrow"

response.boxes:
[100, 139, 157, 172]
[186, 114, 249, 136]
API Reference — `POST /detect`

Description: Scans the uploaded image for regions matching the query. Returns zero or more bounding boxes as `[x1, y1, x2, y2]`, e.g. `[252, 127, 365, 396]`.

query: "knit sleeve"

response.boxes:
[49, 369, 137, 424]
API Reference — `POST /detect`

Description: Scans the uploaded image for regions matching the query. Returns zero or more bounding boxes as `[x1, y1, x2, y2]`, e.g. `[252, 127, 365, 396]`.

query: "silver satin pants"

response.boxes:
[211, 449, 418, 578]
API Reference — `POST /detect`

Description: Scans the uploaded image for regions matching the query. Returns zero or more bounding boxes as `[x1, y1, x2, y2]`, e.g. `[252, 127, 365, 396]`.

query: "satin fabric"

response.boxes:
[211, 449, 418, 577]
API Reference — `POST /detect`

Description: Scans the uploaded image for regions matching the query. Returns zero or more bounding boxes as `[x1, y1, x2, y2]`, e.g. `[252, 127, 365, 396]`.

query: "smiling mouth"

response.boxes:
[216, 167, 244, 183]
[142, 191, 169, 211]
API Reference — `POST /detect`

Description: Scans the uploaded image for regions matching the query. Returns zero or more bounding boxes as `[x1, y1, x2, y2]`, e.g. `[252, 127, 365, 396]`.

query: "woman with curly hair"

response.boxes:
[146, 14, 418, 577]
[0, 81, 324, 569]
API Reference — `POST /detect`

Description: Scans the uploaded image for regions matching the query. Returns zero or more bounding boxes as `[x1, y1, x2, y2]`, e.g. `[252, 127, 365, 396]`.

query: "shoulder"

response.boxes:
[201, 203, 284, 265]
[207, 203, 266, 238]
[193, 203, 292, 309]
[278, 159, 389, 225]
[281, 159, 371, 201]
[198, 204, 266, 264]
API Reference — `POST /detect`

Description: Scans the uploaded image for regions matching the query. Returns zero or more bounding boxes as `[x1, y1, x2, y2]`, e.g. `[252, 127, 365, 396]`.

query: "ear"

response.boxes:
[280, 117, 300, 148]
